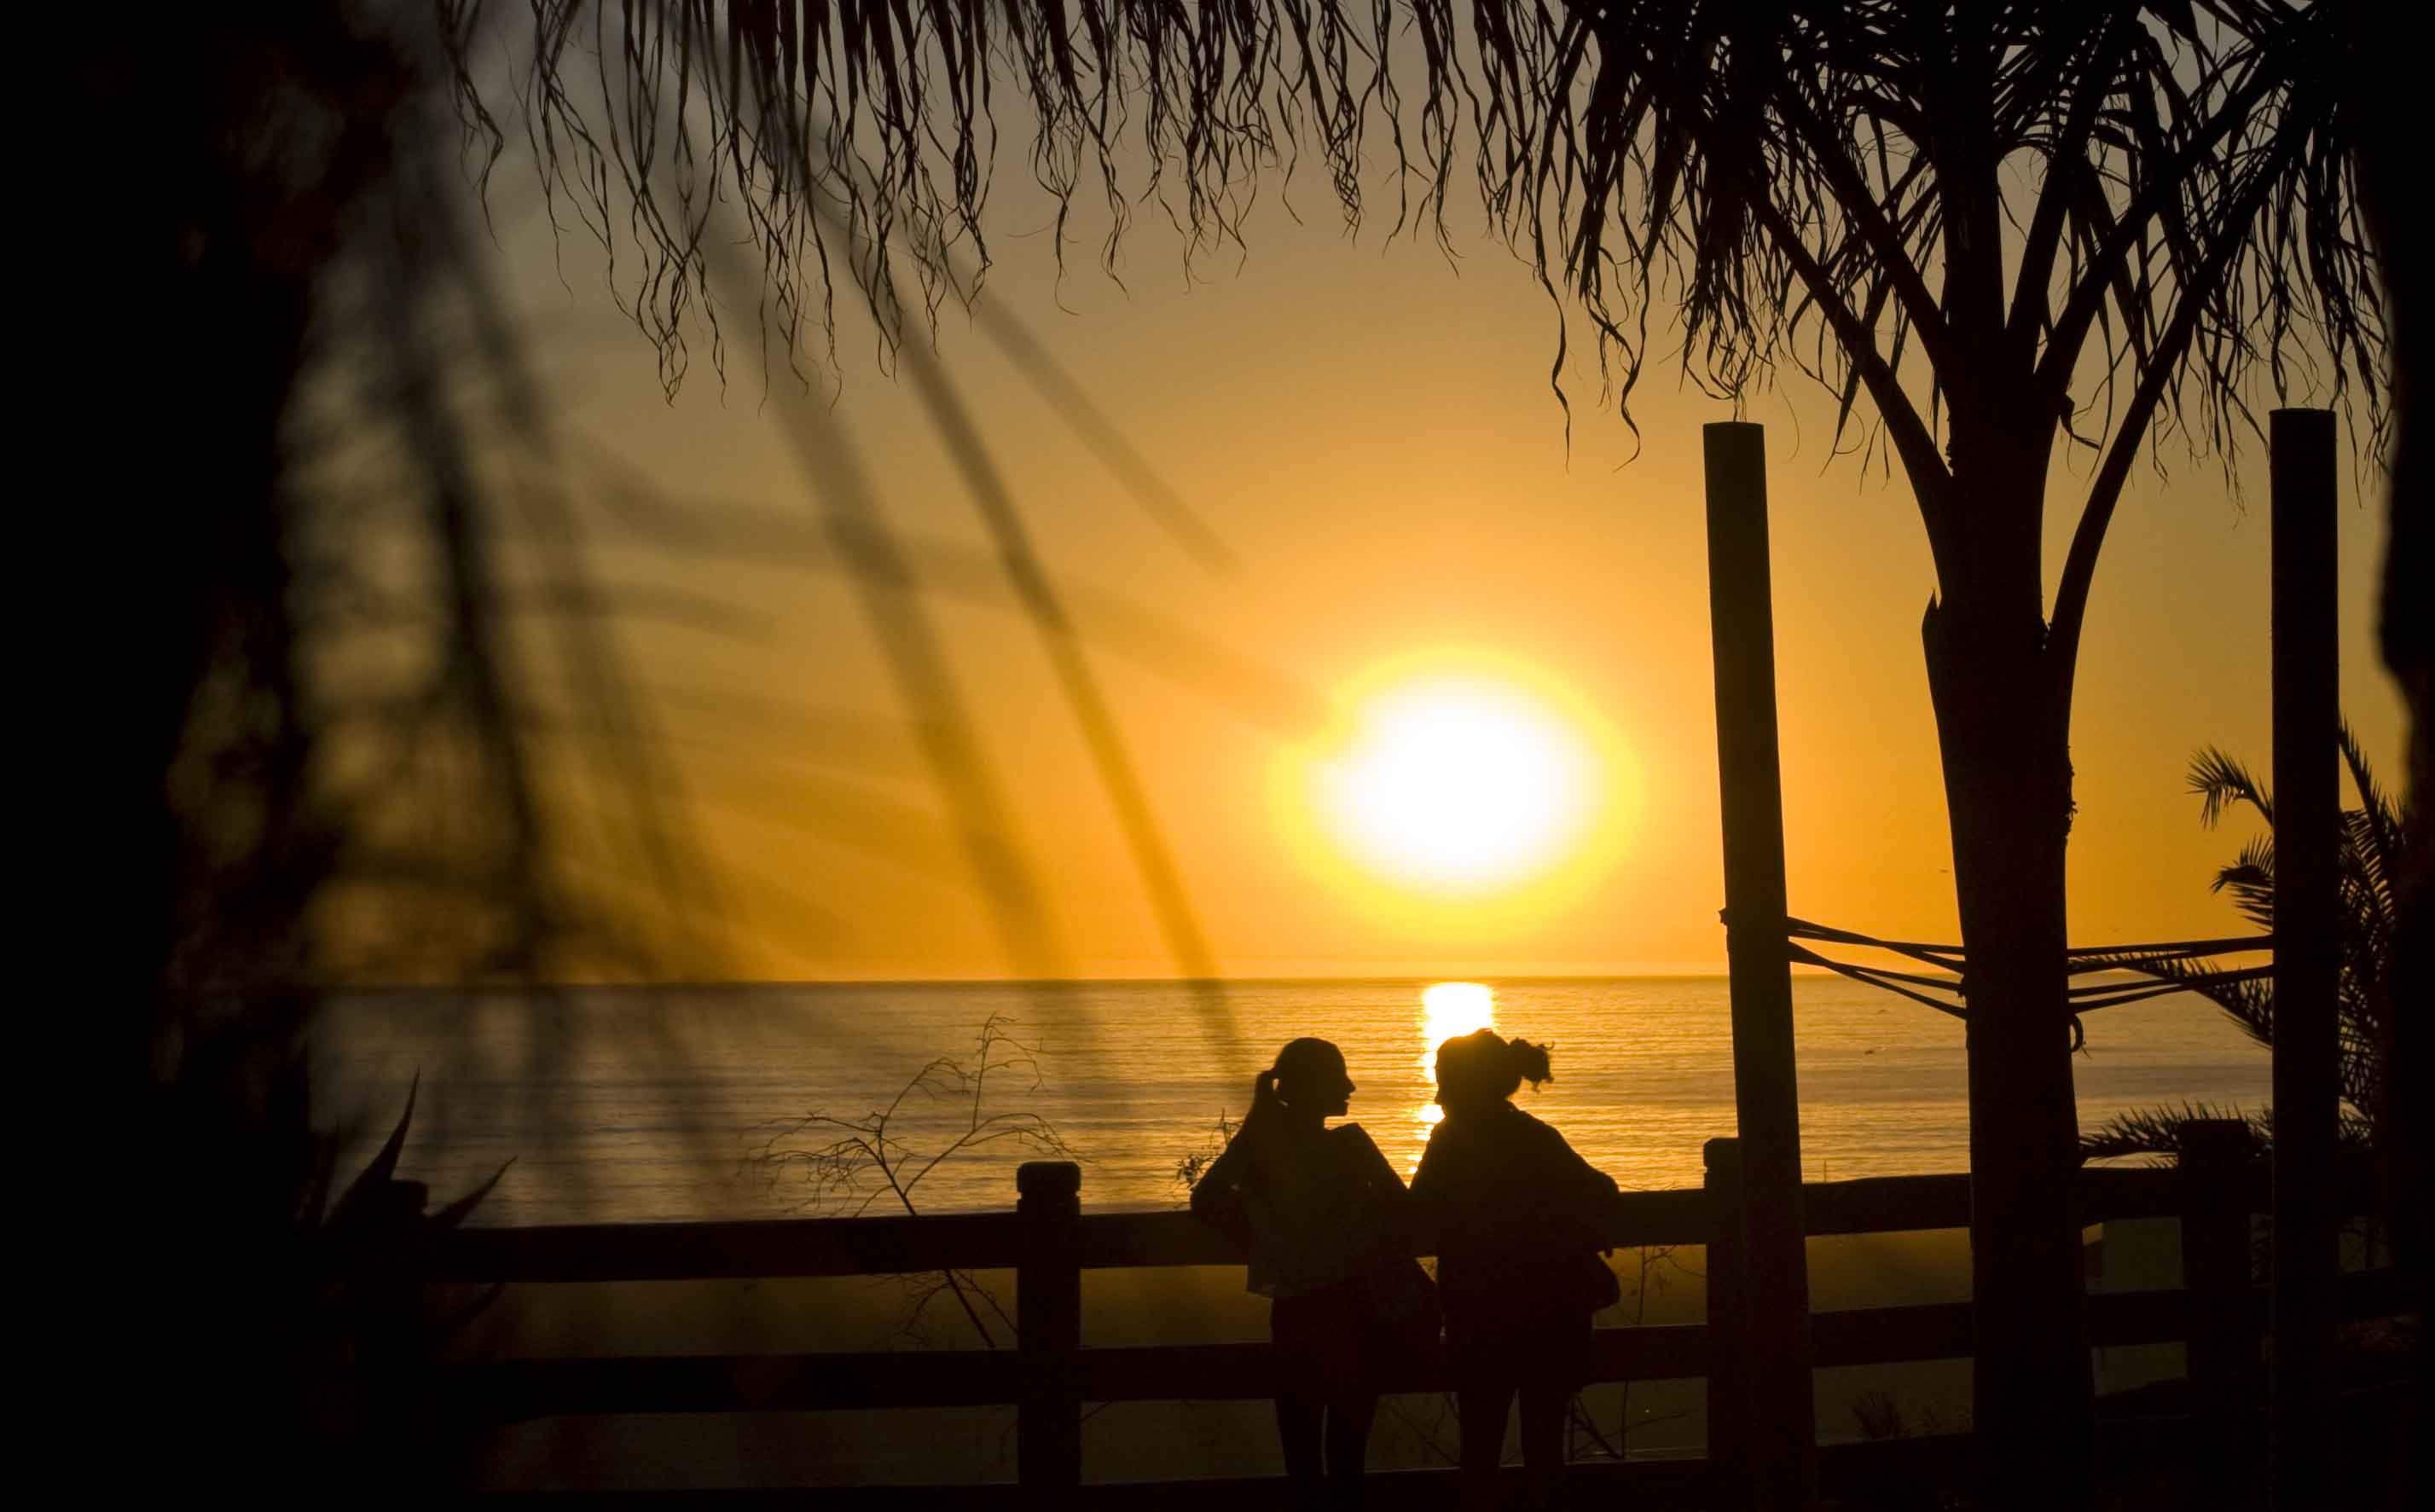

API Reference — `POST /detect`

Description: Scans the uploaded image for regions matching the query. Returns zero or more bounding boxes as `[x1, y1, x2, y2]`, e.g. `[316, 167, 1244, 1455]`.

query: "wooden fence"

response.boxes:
[432, 1136, 2399, 1504]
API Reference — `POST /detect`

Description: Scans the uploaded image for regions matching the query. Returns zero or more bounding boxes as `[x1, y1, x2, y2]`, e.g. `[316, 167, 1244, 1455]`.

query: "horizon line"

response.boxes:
[328, 965, 1913, 994]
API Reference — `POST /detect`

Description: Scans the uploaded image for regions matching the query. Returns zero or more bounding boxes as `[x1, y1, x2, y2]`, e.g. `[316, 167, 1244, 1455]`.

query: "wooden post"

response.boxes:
[1702, 421, 1819, 1506]
[2270, 407, 2339, 1509]
[1017, 1160, 1082, 1502]
[1705, 1136, 1753, 1511]
[2181, 1119, 2259, 1509]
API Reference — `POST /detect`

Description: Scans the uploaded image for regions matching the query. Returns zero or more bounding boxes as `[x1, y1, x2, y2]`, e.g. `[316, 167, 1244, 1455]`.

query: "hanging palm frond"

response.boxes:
[436, 3, 2389, 478]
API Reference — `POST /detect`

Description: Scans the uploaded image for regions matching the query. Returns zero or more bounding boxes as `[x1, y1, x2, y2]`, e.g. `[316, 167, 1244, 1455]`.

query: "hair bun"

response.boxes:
[1507, 1037, 1554, 1087]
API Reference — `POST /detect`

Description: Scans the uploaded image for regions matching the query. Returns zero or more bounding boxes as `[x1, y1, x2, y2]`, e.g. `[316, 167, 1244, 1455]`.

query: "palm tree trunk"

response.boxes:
[1924, 542, 2096, 1509]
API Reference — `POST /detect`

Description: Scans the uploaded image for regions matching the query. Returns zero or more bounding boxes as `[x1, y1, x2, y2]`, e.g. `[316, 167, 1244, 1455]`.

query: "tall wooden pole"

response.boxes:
[2270, 407, 2339, 1508]
[1017, 1160, 1083, 1503]
[1702, 420, 1818, 1506]
[1703, 1137, 1754, 1509]
[2182, 1119, 2263, 1508]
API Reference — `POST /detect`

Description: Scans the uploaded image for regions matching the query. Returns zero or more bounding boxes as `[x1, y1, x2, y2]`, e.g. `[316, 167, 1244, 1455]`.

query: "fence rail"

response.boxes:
[430, 1162, 2315, 1286]
[434, 1144, 2397, 1502]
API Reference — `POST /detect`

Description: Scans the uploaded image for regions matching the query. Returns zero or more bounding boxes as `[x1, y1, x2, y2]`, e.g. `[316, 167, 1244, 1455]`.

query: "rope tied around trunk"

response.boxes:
[1719, 911, 2274, 1052]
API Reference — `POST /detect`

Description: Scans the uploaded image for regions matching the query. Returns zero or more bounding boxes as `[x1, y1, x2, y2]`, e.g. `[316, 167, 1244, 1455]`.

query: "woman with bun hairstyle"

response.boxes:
[1191, 1037, 1417, 1509]
[1411, 1028, 1620, 1504]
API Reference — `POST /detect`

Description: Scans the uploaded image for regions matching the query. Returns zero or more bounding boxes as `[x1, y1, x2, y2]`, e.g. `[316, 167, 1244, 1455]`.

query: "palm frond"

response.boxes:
[2079, 1101, 2374, 1162]
[2079, 1101, 2269, 1164]
[2211, 839, 2276, 933]
[2175, 717, 2409, 1151]
[2189, 744, 2273, 830]
[2338, 721, 2409, 923]
[2194, 972, 2275, 1051]
[438, 2, 2390, 473]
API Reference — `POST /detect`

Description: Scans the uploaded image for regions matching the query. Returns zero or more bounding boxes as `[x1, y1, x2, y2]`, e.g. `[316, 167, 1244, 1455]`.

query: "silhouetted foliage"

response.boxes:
[84, 3, 709, 1497]
[1170, 1109, 1238, 1206]
[442, 3, 2385, 464]
[2081, 725, 2409, 1159]
[289, 1075, 508, 1465]
[754, 1016, 1070, 1347]
[442, 9, 2392, 1503]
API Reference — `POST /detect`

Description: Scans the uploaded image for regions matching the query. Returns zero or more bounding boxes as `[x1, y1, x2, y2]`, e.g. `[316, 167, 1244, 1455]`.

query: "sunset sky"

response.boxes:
[469, 154, 2404, 982]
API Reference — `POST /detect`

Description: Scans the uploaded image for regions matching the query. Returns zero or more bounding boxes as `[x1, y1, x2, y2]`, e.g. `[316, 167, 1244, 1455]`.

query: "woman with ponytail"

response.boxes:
[1191, 1038, 1418, 1510]
[1412, 1028, 1620, 1505]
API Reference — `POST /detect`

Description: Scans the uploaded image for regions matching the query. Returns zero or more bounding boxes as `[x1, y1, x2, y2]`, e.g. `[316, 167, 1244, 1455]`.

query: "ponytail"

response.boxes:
[1237, 1063, 1295, 1176]
[1242, 1038, 1341, 1155]
[1249, 1067, 1283, 1121]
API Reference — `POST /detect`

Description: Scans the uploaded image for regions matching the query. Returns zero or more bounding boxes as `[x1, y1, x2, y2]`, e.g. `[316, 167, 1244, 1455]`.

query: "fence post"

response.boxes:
[2269, 405, 2340, 1509]
[2181, 1120, 2258, 1507]
[1017, 1160, 1082, 1503]
[1702, 420, 1819, 1508]
[1706, 1136, 1752, 1512]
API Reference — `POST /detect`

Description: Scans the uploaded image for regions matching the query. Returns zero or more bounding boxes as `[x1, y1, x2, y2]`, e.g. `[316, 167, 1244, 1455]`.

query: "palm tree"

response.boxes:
[2082, 726, 2408, 1162]
[72, 5, 718, 1493]
[77, 4, 1233, 1497]
[441, 4, 2391, 1501]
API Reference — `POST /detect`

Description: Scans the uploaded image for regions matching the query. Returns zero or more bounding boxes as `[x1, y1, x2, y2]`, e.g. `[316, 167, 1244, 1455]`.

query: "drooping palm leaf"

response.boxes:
[437, 3, 2389, 482]
[2189, 744, 2274, 830]
[2213, 838, 2276, 935]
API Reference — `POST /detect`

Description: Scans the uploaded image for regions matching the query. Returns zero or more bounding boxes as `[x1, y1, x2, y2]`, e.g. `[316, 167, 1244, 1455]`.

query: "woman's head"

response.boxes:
[1254, 1036, 1354, 1120]
[1432, 1028, 1554, 1112]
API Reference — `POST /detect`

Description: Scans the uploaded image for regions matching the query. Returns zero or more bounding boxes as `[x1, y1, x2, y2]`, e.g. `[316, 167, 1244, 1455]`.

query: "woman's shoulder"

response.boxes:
[1494, 1104, 1567, 1134]
[1503, 1106, 1592, 1159]
[1327, 1121, 1407, 1175]
[1327, 1121, 1384, 1153]
[1507, 1108, 1618, 1190]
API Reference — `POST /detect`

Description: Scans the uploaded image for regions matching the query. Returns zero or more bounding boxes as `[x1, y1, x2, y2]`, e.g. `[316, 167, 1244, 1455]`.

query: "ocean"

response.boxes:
[317, 975, 2272, 1229]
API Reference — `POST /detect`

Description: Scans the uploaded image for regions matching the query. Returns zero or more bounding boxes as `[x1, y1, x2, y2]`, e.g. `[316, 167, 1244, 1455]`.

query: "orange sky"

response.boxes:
[470, 157, 2405, 982]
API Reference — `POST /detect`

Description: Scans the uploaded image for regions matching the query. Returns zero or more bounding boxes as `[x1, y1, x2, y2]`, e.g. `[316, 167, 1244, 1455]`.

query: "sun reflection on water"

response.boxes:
[1413, 982, 1497, 1166]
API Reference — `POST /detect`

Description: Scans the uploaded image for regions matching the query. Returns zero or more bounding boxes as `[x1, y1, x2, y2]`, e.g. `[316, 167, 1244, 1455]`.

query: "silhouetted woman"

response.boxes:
[1192, 1038, 1413, 1509]
[1412, 1028, 1619, 1506]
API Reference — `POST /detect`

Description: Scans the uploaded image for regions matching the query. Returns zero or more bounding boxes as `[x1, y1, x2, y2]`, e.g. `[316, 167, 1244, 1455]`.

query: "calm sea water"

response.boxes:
[317, 976, 2271, 1228]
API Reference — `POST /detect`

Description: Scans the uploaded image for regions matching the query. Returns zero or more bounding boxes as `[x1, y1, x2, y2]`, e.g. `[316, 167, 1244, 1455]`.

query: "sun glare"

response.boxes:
[1413, 981, 1498, 1150]
[1316, 676, 1594, 894]
[1421, 981, 1497, 1057]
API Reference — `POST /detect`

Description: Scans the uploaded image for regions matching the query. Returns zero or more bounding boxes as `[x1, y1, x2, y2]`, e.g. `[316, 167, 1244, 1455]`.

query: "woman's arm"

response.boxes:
[1191, 1129, 1247, 1211]
[1190, 1127, 1255, 1246]
[1406, 1123, 1456, 1251]
[1547, 1128, 1620, 1248]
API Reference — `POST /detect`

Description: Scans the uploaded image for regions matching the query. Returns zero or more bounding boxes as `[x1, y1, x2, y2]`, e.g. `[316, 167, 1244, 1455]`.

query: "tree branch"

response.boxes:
[2032, 14, 2311, 407]
[2049, 115, 2316, 707]
[1744, 193, 1957, 560]
[1767, 82, 1959, 377]
[2006, 7, 2136, 349]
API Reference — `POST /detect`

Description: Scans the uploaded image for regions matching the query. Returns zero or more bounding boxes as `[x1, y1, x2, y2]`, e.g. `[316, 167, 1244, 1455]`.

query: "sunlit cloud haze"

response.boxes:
[438, 126, 2403, 984]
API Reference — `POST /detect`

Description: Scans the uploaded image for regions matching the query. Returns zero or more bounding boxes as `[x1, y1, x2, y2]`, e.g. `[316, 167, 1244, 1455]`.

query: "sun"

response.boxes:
[1313, 675, 1597, 895]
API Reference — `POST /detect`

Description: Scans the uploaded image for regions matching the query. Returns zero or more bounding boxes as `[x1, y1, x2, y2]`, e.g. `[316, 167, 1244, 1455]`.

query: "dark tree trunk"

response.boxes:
[73, 10, 416, 1497]
[2347, 6, 2429, 1506]
[1922, 460, 2095, 1509]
